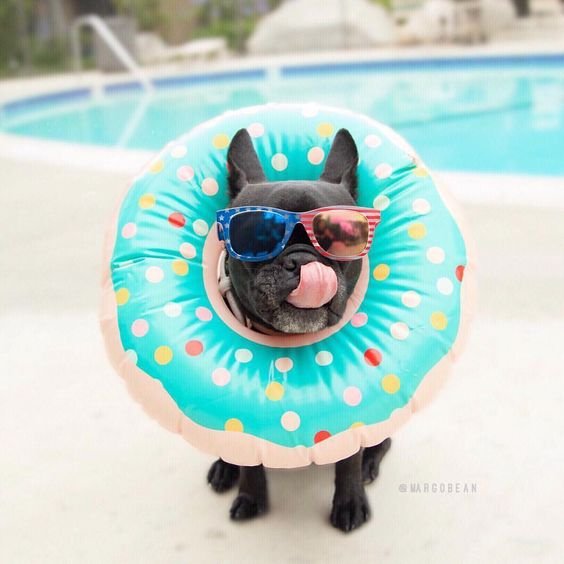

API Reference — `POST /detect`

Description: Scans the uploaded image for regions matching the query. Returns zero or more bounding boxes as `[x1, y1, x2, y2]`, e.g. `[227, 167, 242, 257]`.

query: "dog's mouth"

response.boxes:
[285, 261, 338, 309]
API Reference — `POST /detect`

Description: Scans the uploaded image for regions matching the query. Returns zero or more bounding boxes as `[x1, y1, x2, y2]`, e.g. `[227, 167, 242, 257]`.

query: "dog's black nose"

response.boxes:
[280, 247, 319, 272]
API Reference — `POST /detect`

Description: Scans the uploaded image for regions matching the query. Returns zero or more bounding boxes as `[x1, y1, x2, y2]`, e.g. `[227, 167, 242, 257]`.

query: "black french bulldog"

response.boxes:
[207, 127, 391, 532]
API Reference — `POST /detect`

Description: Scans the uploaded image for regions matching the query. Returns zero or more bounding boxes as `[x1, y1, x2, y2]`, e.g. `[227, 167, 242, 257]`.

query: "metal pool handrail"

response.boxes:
[71, 14, 155, 95]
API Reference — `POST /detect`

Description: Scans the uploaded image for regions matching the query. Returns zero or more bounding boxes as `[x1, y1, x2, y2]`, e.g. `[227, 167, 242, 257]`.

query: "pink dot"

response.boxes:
[275, 357, 293, 372]
[121, 222, 137, 239]
[185, 340, 203, 356]
[281, 411, 301, 432]
[176, 165, 194, 182]
[351, 312, 368, 328]
[212, 367, 231, 386]
[196, 306, 213, 322]
[131, 319, 149, 337]
[343, 386, 362, 406]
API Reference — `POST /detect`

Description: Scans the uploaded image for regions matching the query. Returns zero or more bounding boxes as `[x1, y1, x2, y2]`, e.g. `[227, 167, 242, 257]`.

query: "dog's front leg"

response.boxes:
[230, 464, 268, 521]
[330, 450, 370, 532]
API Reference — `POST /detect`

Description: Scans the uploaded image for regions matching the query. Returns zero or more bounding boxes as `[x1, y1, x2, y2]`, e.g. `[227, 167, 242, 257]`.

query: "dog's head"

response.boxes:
[224, 128, 362, 334]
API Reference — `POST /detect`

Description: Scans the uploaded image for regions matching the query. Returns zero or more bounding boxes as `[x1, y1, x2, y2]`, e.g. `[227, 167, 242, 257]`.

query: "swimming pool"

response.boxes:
[2, 55, 564, 175]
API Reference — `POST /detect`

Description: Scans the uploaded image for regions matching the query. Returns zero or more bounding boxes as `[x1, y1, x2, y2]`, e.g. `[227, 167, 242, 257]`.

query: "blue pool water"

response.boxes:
[2, 57, 564, 175]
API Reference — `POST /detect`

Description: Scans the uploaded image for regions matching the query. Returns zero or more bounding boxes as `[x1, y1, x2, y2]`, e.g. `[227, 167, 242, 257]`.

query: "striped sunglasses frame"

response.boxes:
[216, 205, 381, 262]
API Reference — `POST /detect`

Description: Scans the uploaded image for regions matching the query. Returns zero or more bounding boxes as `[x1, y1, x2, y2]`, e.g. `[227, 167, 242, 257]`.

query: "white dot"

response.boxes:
[343, 386, 362, 407]
[412, 198, 432, 215]
[125, 349, 138, 364]
[275, 357, 293, 372]
[281, 411, 301, 432]
[121, 222, 137, 239]
[145, 266, 164, 283]
[212, 367, 231, 386]
[391, 322, 410, 340]
[402, 291, 421, 308]
[163, 302, 182, 317]
[426, 246, 446, 264]
[170, 145, 187, 158]
[179, 242, 196, 259]
[247, 122, 265, 137]
[375, 163, 393, 179]
[235, 348, 253, 363]
[195, 306, 213, 322]
[271, 153, 288, 172]
[365, 134, 382, 148]
[307, 146, 325, 165]
[176, 165, 194, 182]
[301, 104, 319, 117]
[373, 194, 390, 211]
[201, 177, 219, 196]
[437, 277, 454, 295]
[193, 219, 209, 236]
[315, 351, 333, 366]
[131, 318, 149, 337]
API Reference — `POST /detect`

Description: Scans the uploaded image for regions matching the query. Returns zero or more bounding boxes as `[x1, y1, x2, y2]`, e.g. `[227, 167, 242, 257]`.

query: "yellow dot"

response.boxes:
[407, 222, 427, 239]
[265, 382, 285, 401]
[317, 122, 334, 137]
[171, 259, 189, 276]
[414, 166, 428, 177]
[381, 374, 401, 394]
[212, 133, 230, 149]
[149, 160, 164, 173]
[373, 263, 390, 281]
[154, 345, 173, 365]
[224, 418, 244, 432]
[115, 288, 130, 306]
[430, 311, 448, 330]
[138, 193, 156, 209]
[350, 421, 365, 429]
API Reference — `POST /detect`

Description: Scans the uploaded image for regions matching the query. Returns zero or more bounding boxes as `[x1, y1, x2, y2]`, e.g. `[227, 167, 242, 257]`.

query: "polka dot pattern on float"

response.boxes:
[373, 264, 390, 281]
[235, 349, 253, 363]
[185, 340, 203, 356]
[381, 374, 401, 394]
[402, 291, 421, 308]
[138, 194, 155, 209]
[315, 351, 333, 366]
[115, 288, 130, 306]
[317, 122, 334, 137]
[271, 153, 288, 171]
[430, 312, 448, 330]
[437, 277, 454, 295]
[224, 418, 243, 432]
[375, 163, 393, 179]
[275, 357, 293, 373]
[247, 122, 264, 137]
[265, 382, 285, 401]
[170, 145, 187, 158]
[163, 302, 182, 317]
[145, 266, 164, 284]
[373, 194, 390, 211]
[391, 322, 410, 340]
[307, 147, 324, 165]
[176, 166, 194, 182]
[412, 198, 431, 215]
[154, 346, 173, 365]
[314, 430, 331, 443]
[179, 242, 196, 259]
[343, 386, 362, 406]
[365, 134, 382, 148]
[121, 222, 137, 238]
[193, 219, 209, 236]
[212, 134, 230, 149]
[195, 307, 213, 322]
[131, 319, 149, 337]
[212, 367, 231, 386]
[408, 223, 427, 240]
[168, 212, 186, 228]
[201, 178, 219, 196]
[456, 265, 465, 281]
[281, 411, 300, 432]
[351, 312, 368, 328]
[149, 160, 164, 173]
[427, 246, 446, 264]
[171, 259, 189, 276]
[364, 348, 382, 367]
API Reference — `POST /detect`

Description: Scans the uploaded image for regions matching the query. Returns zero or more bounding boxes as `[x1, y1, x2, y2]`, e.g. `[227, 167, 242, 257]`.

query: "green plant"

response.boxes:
[112, 0, 164, 31]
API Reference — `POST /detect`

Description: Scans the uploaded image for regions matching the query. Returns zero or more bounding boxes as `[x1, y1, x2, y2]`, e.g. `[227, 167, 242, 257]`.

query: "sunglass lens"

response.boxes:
[229, 211, 286, 259]
[313, 210, 369, 257]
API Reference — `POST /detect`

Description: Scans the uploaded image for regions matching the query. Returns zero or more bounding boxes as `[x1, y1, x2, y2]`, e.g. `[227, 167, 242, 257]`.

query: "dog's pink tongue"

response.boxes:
[287, 262, 338, 309]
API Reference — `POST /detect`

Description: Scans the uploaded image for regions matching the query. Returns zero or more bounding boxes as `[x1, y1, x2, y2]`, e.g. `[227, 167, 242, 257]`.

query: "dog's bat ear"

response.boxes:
[227, 128, 266, 200]
[320, 128, 359, 200]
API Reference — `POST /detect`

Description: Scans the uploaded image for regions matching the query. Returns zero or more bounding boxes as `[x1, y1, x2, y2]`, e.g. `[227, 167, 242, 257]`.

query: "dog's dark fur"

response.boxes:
[207, 128, 391, 532]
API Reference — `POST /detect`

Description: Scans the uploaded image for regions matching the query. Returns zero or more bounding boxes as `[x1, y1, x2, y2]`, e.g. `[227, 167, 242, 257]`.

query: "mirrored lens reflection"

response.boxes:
[313, 211, 369, 257]
[229, 211, 287, 258]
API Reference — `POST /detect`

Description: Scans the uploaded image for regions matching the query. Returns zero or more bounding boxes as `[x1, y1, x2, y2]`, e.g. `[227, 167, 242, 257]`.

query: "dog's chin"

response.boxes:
[264, 302, 341, 334]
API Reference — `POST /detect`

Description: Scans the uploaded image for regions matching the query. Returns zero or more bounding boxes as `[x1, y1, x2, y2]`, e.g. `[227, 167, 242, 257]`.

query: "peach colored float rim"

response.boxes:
[99, 148, 476, 470]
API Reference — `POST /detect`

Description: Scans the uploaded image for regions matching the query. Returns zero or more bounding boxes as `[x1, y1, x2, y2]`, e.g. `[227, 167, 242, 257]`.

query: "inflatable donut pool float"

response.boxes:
[100, 104, 473, 468]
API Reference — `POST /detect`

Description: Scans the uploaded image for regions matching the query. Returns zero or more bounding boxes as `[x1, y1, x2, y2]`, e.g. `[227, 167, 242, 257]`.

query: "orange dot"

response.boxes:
[314, 430, 331, 443]
[138, 194, 156, 209]
[224, 418, 244, 432]
[407, 223, 427, 239]
[212, 133, 230, 149]
[373, 264, 390, 281]
[381, 374, 401, 394]
[317, 122, 334, 137]
[115, 288, 130, 306]
[265, 382, 285, 401]
[154, 345, 173, 365]
[185, 340, 203, 356]
[430, 311, 448, 330]
[171, 259, 189, 276]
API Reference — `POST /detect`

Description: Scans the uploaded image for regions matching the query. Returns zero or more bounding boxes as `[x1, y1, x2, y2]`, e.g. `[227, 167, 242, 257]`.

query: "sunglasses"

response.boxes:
[216, 205, 381, 262]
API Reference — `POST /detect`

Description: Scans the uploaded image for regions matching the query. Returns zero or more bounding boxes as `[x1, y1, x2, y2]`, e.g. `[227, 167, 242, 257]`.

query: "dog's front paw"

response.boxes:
[330, 490, 370, 532]
[362, 438, 392, 485]
[229, 493, 268, 521]
[207, 459, 240, 493]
